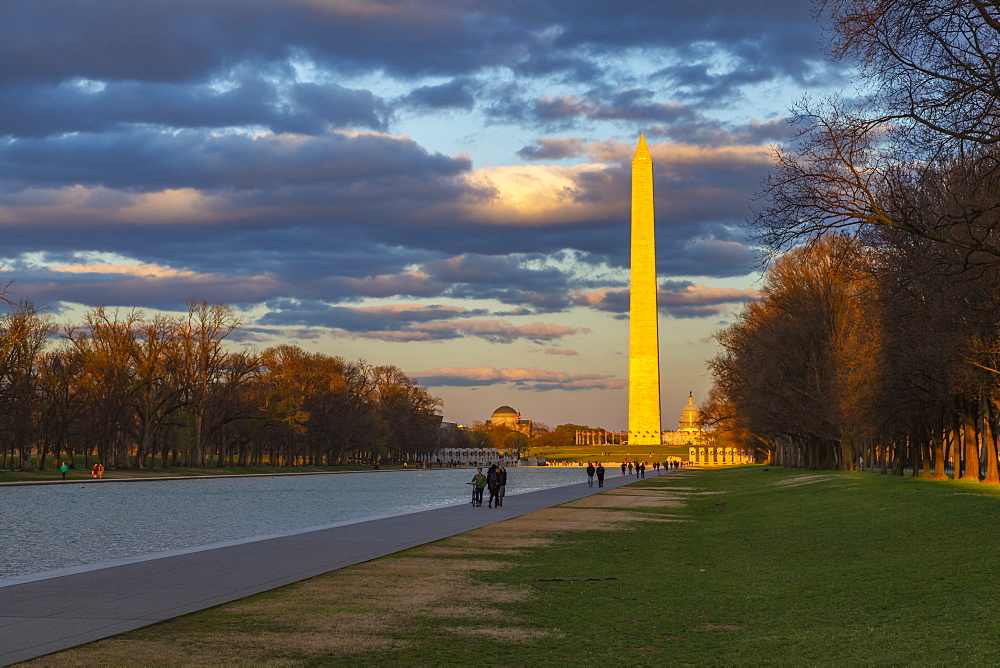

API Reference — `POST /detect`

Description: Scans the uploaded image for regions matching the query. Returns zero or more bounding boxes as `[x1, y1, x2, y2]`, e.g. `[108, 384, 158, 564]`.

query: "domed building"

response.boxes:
[678, 393, 701, 432]
[489, 405, 532, 436]
[490, 405, 520, 426]
[660, 393, 704, 448]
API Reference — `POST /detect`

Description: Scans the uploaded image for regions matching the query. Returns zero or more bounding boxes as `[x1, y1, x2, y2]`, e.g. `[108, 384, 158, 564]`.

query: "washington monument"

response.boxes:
[628, 135, 662, 446]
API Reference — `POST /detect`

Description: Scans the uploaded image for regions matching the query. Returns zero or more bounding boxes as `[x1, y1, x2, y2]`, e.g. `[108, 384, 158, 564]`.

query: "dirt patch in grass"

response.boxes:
[441, 625, 561, 643]
[564, 493, 684, 508]
[770, 475, 839, 487]
[445, 532, 557, 550]
[694, 622, 747, 631]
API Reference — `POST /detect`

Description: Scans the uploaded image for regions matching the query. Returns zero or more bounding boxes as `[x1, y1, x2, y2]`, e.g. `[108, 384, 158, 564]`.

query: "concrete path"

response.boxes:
[0, 470, 663, 665]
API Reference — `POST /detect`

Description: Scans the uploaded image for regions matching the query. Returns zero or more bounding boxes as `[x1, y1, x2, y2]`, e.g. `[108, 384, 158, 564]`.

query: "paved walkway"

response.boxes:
[1, 470, 663, 665]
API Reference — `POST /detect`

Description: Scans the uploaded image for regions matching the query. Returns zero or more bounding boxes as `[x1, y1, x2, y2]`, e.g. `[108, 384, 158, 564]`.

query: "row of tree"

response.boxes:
[0, 292, 442, 470]
[706, 0, 1000, 478]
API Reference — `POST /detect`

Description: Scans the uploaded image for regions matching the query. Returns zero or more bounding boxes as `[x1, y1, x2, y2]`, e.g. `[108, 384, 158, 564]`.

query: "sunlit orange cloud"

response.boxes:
[571, 288, 627, 311]
[658, 283, 760, 305]
[0, 185, 234, 225]
[48, 262, 199, 278]
[458, 163, 621, 225]
[341, 319, 583, 343]
[44, 261, 278, 293]
[289, 0, 435, 22]
[412, 365, 626, 390]
[414, 366, 609, 382]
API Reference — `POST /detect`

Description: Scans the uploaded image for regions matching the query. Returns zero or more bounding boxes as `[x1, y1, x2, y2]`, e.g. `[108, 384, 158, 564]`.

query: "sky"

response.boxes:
[0, 0, 852, 431]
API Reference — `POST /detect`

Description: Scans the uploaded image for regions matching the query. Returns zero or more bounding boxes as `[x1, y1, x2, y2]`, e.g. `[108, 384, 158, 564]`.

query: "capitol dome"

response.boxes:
[678, 394, 701, 432]
[490, 405, 520, 425]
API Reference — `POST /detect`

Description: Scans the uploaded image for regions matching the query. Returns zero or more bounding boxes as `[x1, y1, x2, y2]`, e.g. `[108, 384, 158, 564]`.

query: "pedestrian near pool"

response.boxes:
[596, 463, 605, 488]
[628, 461, 633, 476]
[638, 462, 645, 478]
[586, 462, 595, 487]
[498, 466, 507, 507]
[471, 467, 487, 507]
[59, 462, 68, 480]
[620, 462, 626, 476]
[487, 464, 503, 508]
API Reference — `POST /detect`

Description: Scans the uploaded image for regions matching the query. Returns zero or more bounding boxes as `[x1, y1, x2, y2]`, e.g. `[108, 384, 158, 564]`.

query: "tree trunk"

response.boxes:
[982, 397, 999, 484]
[961, 412, 980, 481]
[931, 422, 947, 480]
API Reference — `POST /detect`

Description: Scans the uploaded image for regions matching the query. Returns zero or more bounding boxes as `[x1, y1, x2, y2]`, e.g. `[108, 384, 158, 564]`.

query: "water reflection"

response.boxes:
[0, 467, 589, 579]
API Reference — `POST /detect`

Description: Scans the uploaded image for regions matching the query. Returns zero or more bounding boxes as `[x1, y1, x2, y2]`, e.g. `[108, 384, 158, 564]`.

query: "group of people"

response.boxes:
[52, 461, 105, 480]
[620, 461, 648, 478]
[469, 464, 507, 508]
[585, 462, 606, 487]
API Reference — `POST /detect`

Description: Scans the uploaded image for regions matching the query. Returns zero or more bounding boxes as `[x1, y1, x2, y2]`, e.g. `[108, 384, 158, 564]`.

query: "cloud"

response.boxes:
[401, 78, 476, 110]
[412, 365, 624, 391]
[517, 138, 587, 161]
[544, 348, 578, 356]
[0, 0, 834, 86]
[0, 76, 388, 138]
[259, 301, 488, 330]
[341, 319, 585, 344]
[572, 280, 758, 318]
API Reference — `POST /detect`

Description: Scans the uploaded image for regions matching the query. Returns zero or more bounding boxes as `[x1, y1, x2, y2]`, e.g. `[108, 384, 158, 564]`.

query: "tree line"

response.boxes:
[0, 291, 442, 471]
[706, 0, 1000, 478]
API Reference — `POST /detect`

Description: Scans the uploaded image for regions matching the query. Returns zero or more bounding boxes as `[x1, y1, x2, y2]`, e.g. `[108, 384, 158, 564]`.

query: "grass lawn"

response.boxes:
[26, 466, 1000, 666]
[0, 460, 394, 484]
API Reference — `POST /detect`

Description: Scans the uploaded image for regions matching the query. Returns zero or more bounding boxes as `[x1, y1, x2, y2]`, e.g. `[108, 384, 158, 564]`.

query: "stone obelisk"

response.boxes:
[628, 135, 661, 446]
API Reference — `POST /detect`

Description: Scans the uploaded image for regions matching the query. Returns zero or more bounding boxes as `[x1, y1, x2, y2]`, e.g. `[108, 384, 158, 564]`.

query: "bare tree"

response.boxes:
[179, 300, 240, 466]
[0, 301, 55, 470]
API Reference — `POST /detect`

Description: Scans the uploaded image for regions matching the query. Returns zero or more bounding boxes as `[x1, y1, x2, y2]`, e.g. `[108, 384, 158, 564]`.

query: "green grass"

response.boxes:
[357, 467, 1000, 665]
[532, 444, 692, 464]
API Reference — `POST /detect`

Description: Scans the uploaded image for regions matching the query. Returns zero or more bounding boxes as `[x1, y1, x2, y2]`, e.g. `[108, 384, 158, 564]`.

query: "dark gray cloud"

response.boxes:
[0, 0, 832, 86]
[489, 89, 703, 129]
[259, 300, 489, 330]
[402, 78, 477, 110]
[0, 77, 387, 139]
[0, 129, 467, 191]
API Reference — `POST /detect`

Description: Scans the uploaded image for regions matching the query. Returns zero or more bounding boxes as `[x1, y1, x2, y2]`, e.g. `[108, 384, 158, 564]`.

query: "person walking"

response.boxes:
[470, 467, 487, 507]
[621, 462, 626, 476]
[486, 464, 501, 509]
[59, 462, 69, 480]
[627, 461, 633, 476]
[596, 463, 605, 488]
[638, 462, 645, 478]
[586, 462, 595, 487]
[497, 466, 507, 507]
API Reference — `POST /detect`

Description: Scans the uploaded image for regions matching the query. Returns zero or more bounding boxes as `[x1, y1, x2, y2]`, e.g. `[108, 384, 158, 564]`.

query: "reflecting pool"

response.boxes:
[0, 466, 592, 579]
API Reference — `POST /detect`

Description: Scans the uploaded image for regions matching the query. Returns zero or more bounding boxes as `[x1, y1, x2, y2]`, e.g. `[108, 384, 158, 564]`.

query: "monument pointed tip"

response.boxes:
[633, 134, 650, 160]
